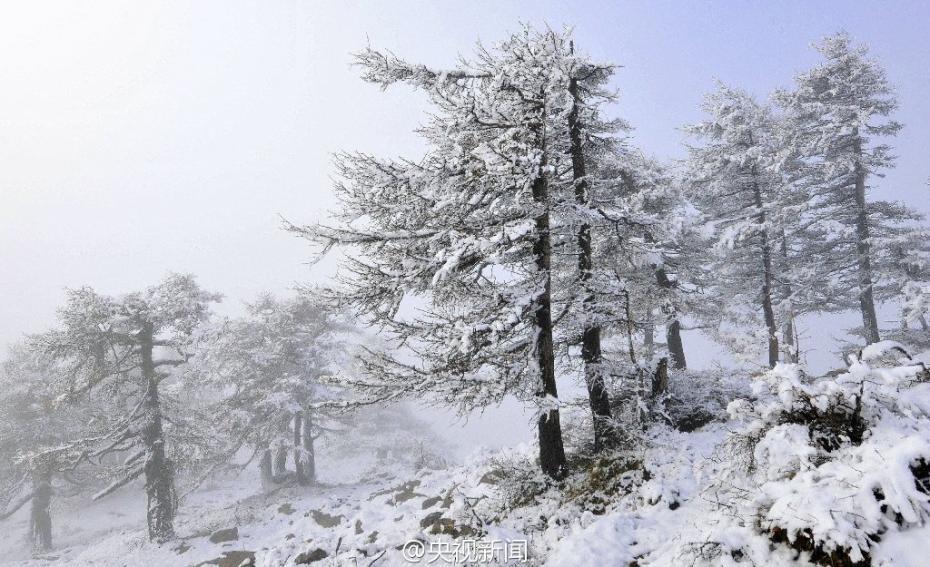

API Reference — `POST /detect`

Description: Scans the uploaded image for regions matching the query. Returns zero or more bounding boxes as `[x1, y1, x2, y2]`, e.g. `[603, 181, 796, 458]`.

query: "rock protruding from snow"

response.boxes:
[208, 527, 239, 544]
[294, 548, 328, 564]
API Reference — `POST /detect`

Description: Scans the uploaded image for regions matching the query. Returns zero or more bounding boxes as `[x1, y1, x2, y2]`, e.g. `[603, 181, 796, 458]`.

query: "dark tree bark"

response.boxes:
[533, 98, 567, 480]
[654, 267, 687, 370]
[651, 357, 669, 398]
[568, 72, 614, 453]
[29, 466, 52, 553]
[666, 320, 687, 371]
[853, 133, 881, 344]
[140, 323, 176, 543]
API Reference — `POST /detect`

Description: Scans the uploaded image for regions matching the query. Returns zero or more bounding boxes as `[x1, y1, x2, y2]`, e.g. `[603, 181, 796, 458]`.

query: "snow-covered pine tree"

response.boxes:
[287, 28, 585, 478]
[556, 38, 626, 452]
[192, 292, 348, 489]
[775, 32, 906, 345]
[0, 344, 92, 553]
[685, 84, 786, 368]
[31, 274, 220, 542]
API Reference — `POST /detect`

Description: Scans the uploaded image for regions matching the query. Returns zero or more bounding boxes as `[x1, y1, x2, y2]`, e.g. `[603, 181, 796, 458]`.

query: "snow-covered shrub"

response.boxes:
[712, 343, 930, 565]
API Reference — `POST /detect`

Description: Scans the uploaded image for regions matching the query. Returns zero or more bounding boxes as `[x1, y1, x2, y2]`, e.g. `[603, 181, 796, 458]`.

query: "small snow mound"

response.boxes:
[545, 514, 637, 567]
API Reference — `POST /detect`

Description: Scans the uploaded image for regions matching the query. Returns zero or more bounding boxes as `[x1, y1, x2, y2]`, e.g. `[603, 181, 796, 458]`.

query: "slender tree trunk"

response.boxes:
[750, 172, 779, 368]
[293, 412, 309, 486]
[140, 324, 176, 542]
[259, 449, 275, 491]
[568, 70, 613, 453]
[273, 414, 289, 479]
[780, 235, 798, 363]
[533, 94, 567, 479]
[853, 133, 881, 344]
[783, 315, 797, 363]
[29, 466, 52, 553]
[302, 410, 316, 485]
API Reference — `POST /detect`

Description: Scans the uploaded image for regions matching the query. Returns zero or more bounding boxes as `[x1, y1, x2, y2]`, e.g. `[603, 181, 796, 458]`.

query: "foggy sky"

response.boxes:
[2, 1, 928, 451]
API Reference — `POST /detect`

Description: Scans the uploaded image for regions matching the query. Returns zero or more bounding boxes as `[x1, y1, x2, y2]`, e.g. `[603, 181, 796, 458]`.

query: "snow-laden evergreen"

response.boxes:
[29, 274, 221, 542]
[685, 84, 789, 368]
[774, 32, 922, 345]
[287, 28, 610, 478]
[0, 345, 94, 552]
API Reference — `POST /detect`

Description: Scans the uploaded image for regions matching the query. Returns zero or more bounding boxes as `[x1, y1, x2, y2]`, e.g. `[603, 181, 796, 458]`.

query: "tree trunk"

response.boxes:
[259, 449, 274, 491]
[666, 320, 687, 370]
[568, 71, 613, 453]
[783, 315, 797, 363]
[853, 134, 881, 344]
[654, 266, 687, 370]
[780, 235, 798, 363]
[29, 466, 52, 553]
[533, 93, 567, 480]
[140, 324, 176, 542]
[651, 357, 669, 398]
[750, 173, 779, 368]
[301, 410, 317, 485]
[293, 412, 309, 486]
[623, 164, 687, 372]
[273, 414, 289, 479]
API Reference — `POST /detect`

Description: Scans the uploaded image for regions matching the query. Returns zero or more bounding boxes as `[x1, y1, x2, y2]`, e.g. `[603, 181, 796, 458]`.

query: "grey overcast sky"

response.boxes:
[1, 2, 928, 444]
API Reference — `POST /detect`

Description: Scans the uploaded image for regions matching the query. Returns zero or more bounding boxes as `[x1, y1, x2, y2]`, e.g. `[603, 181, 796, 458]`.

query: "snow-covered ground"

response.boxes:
[4, 350, 930, 566]
[9, 424, 924, 566]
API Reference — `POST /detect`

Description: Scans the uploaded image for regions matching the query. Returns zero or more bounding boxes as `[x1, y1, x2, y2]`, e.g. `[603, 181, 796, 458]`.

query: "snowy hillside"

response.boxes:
[2, 346, 929, 566]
